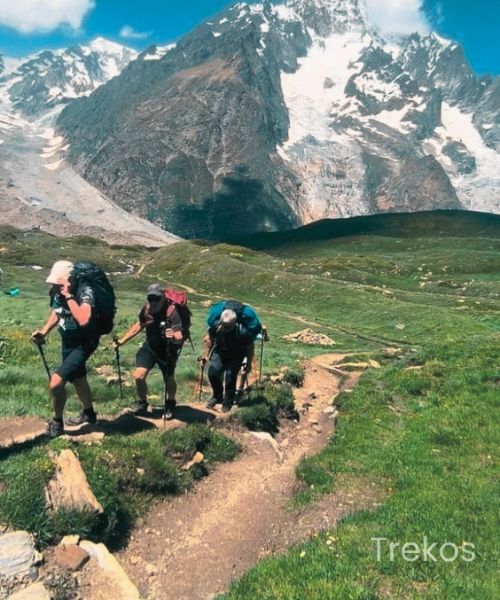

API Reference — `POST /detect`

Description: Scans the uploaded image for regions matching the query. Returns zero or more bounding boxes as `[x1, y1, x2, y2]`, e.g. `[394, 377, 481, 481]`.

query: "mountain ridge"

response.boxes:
[1, 1, 499, 240]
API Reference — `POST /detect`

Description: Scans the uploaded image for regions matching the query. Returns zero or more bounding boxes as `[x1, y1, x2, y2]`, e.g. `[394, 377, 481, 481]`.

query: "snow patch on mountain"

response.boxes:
[427, 103, 500, 211]
[143, 44, 176, 61]
[281, 30, 371, 148]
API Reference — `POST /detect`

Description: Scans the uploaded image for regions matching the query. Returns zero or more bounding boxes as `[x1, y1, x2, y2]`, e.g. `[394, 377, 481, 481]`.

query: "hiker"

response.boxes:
[113, 284, 186, 420]
[201, 306, 256, 412]
[31, 260, 103, 437]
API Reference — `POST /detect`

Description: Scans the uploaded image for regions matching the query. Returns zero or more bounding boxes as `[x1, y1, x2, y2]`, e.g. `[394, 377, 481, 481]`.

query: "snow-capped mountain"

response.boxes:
[0, 38, 137, 117]
[0, 39, 177, 246]
[38, 1, 500, 237]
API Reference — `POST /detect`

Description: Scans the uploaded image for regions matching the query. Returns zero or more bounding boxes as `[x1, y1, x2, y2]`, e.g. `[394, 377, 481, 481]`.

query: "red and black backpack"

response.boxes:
[164, 288, 191, 342]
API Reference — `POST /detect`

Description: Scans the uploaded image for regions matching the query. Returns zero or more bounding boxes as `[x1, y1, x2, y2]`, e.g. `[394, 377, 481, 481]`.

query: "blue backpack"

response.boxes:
[207, 300, 262, 340]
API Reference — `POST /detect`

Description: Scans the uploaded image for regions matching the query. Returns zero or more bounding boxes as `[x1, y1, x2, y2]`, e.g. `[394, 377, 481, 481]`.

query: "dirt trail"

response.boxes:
[116, 354, 364, 600]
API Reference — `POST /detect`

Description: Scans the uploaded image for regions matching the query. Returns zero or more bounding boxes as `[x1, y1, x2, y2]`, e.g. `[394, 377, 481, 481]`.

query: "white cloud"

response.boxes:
[119, 25, 151, 40]
[0, 0, 94, 34]
[365, 0, 431, 36]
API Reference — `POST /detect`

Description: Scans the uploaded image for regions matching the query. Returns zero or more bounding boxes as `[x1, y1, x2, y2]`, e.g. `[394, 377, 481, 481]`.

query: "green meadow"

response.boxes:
[0, 211, 499, 597]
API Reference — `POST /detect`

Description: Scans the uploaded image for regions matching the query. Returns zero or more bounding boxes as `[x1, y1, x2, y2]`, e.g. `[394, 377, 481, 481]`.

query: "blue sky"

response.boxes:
[0, 0, 497, 76]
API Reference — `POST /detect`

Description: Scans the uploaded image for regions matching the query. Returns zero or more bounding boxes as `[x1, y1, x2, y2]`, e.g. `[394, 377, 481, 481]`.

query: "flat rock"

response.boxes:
[45, 450, 103, 514]
[79, 541, 140, 600]
[54, 544, 90, 571]
[0, 418, 47, 449]
[0, 531, 39, 581]
[7, 582, 50, 600]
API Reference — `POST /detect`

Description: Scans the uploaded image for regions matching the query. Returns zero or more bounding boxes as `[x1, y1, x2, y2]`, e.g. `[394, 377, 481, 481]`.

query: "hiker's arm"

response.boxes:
[59, 277, 91, 327]
[41, 311, 59, 335]
[31, 310, 59, 342]
[201, 334, 212, 361]
[164, 310, 184, 344]
[115, 322, 143, 347]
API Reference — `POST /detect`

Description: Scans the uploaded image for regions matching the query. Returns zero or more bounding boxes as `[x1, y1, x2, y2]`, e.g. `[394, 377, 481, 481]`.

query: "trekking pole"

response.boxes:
[36, 342, 51, 381]
[258, 332, 265, 387]
[197, 358, 206, 403]
[160, 320, 171, 428]
[113, 337, 124, 403]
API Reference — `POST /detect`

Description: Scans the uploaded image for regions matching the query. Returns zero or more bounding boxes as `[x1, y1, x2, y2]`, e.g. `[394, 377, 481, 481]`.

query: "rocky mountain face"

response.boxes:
[0, 40, 178, 247]
[52, 0, 500, 239]
[0, 38, 137, 117]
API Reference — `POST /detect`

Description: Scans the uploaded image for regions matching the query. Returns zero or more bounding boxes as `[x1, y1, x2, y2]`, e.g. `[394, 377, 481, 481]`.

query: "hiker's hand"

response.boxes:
[30, 331, 46, 345]
[198, 356, 208, 366]
[112, 337, 122, 349]
[164, 328, 174, 339]
[57, 276, 72, 299]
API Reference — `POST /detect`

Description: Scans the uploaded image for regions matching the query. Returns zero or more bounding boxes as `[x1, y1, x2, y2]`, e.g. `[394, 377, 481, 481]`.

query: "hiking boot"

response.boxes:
[130, 401, 149, 416]
[47, 418, 64, 438]
[206, 397, 221, 409]
[221, 400, 233, 413]
[65, 409, 97, 426]
[163, 401, 176, 421]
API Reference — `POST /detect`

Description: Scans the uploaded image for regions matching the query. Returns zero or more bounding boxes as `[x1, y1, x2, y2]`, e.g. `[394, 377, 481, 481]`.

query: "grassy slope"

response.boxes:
[219, 215, 500, 599]
[0, 213, 499, 593]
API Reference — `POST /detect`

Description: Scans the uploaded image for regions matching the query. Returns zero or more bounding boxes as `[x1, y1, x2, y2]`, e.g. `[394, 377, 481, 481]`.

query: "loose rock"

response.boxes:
[54, 544, 90, 571]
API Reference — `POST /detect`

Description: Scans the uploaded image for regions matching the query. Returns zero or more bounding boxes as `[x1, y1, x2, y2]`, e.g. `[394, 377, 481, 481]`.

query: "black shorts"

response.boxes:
[135, 343, 180, 377]
[56, 339, 99, 383]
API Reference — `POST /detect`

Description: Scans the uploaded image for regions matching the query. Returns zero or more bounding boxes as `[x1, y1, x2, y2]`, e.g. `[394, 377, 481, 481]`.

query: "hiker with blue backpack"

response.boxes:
[30, 260, 116, 437]
[201, 300, 262, 412]
[113, 284, 190, 420]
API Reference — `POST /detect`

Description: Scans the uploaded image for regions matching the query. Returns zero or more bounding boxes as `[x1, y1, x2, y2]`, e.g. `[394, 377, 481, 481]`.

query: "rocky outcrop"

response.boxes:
[50, 1, 499, 238]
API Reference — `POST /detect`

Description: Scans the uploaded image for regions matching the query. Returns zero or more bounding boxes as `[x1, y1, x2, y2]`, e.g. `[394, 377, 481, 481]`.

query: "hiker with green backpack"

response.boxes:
[113, 284, 191, 420]
[30, 260, 116, 437]
[201, 300, 262, 412]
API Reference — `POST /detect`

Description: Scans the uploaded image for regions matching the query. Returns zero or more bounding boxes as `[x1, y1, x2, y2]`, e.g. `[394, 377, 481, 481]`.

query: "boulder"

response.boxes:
[79, 541, 140, 600]
[45, 450, 103, 514]
[0, 531, 40, 581]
